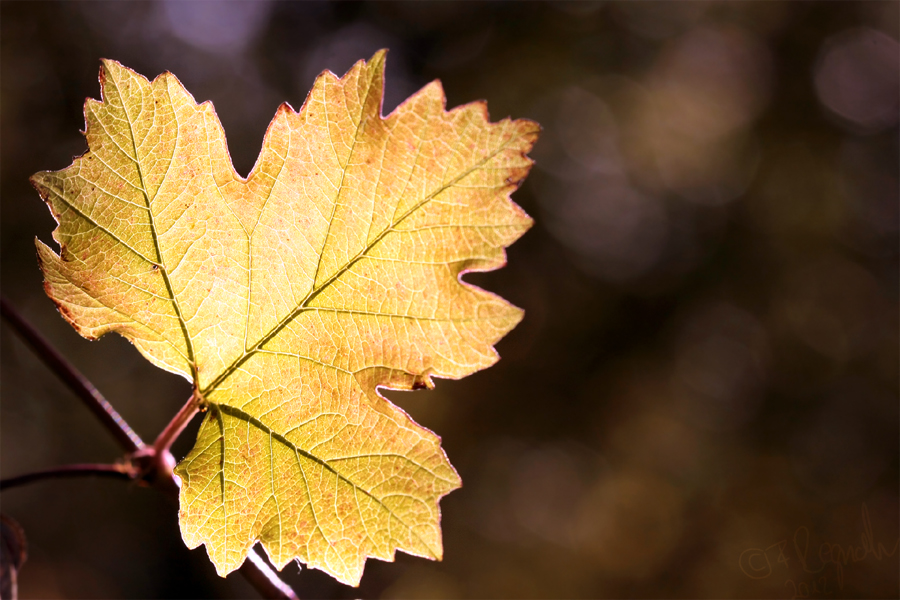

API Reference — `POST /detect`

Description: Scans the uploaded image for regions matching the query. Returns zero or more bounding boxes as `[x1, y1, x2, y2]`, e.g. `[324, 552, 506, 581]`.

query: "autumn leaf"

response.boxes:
[31, 51, 537, 586]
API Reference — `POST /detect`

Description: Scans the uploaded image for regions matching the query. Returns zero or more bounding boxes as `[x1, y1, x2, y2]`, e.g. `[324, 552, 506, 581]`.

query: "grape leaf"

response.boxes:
[31, 51, 537, 586]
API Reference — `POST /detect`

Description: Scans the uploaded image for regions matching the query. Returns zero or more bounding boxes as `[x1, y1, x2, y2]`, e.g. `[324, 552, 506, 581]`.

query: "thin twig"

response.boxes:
[243, 548, 300, 600]
[0, 297, 299, 598]
[0, 296, 145, 452]
[0, 463, 132, 491]
[1, 464, 298, 598]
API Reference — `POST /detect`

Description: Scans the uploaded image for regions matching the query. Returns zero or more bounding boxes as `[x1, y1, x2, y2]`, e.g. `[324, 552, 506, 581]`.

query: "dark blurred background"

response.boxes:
[1, 1, 897, 598]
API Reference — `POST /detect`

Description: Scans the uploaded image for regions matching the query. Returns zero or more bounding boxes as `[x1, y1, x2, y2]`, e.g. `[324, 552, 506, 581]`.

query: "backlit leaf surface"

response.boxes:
[31, 52, 537, 585]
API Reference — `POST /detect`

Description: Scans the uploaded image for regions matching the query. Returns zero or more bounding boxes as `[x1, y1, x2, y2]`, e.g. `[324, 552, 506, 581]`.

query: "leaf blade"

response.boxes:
[34, 51, 537, 586]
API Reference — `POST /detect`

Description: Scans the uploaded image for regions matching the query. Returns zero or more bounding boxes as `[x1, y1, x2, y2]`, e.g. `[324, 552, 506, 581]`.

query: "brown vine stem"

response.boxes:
[0, 463, 133, 490]
[0, 296, 145, 452]
[0, 297, 298, 599]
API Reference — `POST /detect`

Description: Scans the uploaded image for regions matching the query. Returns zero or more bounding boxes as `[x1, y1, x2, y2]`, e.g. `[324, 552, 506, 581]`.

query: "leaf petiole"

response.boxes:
[152, 390, 202, 457]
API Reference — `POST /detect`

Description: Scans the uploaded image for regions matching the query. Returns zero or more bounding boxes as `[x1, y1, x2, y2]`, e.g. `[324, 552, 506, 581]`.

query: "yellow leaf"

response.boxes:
[31, 51, 537, 586]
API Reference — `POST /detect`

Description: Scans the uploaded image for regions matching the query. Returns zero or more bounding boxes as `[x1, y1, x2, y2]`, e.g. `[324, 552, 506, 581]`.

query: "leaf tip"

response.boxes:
[511, 304, 526, 327]
[98, 57, 121, 82]
[522, 212, 535, 233]
[365, 48, 389, 76]
[275, 101, 294, 115]
[27, 171, 48, 196]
